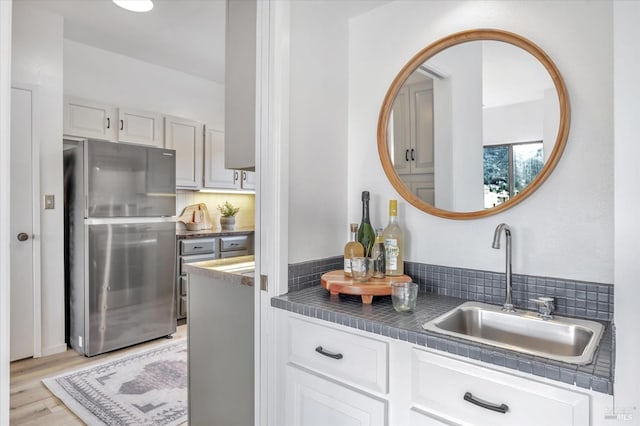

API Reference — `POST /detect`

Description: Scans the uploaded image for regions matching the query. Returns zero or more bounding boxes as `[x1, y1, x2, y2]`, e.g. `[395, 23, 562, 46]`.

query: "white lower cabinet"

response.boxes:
[411, 349, 589, 426]
[285, 365, 387, 426]
[277, 311, 596, 426]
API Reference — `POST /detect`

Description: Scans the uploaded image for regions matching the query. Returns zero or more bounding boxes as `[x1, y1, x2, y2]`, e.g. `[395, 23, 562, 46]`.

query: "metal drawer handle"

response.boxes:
[463, 392, 508, 414]
[315, 346, 343, 360]
[193, 246, 203, 249]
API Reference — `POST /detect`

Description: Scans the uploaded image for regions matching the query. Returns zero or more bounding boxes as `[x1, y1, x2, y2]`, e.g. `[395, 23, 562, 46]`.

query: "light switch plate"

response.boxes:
[44, 194, 55, 209]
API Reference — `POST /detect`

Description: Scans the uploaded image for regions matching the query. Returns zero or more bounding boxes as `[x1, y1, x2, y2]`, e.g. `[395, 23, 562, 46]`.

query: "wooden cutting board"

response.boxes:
[320, 270, 412, 304]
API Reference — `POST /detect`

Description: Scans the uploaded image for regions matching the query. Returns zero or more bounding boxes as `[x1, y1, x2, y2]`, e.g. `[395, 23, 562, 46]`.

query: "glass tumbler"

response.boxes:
[350, 257, 373, 282]
[391, 282, 418, 312]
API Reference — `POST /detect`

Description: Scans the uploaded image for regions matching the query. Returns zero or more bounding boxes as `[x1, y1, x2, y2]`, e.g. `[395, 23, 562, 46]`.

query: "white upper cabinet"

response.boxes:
[204, 128, 237, 189]
[204, 127, 256, 190]
[64, 96, 117, 142]
[224, 0, 256, 171]
[117, 107, 163, 147]
[164, 115, 204, 189]
[64, 96, 162, 147]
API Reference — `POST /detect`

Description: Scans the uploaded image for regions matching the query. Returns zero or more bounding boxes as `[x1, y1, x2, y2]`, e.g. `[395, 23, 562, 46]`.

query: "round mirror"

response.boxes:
[377, 29, 570, 219]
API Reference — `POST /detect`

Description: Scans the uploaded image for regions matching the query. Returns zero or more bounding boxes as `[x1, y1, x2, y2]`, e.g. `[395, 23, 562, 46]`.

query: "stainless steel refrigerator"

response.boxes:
[64, 139, 177, 356]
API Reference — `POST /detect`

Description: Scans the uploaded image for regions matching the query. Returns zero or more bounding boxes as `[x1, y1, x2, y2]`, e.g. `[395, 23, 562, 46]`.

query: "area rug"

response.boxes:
[43, 339, 187, 426]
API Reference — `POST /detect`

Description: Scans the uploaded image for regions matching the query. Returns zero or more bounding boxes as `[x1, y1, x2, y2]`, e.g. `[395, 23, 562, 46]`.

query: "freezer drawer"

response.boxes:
[82, 221, 177, 356]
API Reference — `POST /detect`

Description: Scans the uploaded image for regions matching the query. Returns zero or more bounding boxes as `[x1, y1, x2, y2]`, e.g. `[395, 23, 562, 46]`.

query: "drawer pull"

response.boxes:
[463, 392, 509, 414]
[315, 346, 343, 360]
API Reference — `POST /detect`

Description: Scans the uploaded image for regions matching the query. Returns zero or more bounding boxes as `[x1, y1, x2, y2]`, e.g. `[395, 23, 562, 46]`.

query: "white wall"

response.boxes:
[12, 2, 65, 356]
[347, 0, 613, 283]
[64, 40, 224, 128]
[614, 0, 640, 417]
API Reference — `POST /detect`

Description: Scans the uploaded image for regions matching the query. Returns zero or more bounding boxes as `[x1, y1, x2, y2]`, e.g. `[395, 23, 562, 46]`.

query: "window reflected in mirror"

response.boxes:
[483, 141, 543, 208]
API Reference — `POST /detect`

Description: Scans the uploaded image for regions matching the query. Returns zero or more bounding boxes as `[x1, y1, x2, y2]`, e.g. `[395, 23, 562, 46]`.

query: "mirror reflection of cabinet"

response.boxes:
[391, 81, 435, 204]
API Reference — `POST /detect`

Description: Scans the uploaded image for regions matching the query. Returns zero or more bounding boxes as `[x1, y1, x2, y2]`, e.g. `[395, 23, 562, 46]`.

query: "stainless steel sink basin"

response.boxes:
[422, 301, 604, 364]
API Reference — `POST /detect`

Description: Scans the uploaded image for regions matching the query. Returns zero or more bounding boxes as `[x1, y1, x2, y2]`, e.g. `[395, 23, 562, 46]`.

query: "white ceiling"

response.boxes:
[19, 0, 392, 85]
[20, 0, 227, 83]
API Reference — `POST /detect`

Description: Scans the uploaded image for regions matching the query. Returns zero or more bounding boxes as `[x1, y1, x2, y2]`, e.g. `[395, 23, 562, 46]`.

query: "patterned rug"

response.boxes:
[43, 339, 187, 426]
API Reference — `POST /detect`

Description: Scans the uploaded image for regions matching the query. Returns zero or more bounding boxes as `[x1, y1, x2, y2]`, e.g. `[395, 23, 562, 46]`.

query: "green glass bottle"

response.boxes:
[357, 191, 376, 257]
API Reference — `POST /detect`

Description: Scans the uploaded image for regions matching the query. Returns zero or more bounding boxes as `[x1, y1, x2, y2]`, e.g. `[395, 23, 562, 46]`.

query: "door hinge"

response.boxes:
[260, 274, 268, 292]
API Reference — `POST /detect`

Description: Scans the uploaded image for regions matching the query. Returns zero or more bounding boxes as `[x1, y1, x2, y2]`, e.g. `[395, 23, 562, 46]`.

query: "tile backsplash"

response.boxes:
[288, 256, 613, 321]
[176, 190, 255, 228]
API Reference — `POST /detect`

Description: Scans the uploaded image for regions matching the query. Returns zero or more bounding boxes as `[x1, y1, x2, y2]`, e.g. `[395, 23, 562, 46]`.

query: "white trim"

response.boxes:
[41, 343, 68, 357]
[255, 1, 291, 425]
[0, 1, 13, 424]
[11, 82, 43, 359]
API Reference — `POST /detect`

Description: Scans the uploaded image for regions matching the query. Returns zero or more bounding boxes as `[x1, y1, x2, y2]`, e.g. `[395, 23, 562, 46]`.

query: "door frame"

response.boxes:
[255, 1, 291, 425]
[1, 0, 13, 423]
[11, 83, 43, 360]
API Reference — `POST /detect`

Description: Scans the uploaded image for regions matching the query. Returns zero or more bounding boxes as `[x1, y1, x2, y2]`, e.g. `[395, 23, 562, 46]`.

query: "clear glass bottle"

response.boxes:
[343, 223, 364, 277]
[371, 228, 386, 278]
[383, 199, 404, 276]
[357, 191, 376, 257]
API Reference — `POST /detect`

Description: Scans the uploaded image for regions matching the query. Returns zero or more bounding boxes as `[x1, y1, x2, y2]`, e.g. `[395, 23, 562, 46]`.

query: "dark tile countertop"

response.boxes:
[176, 226, 254, 239]
[271, 286, 614, 395]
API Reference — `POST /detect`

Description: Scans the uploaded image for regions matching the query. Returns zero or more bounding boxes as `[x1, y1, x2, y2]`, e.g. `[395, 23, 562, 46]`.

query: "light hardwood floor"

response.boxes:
[10, 324, 188, 425]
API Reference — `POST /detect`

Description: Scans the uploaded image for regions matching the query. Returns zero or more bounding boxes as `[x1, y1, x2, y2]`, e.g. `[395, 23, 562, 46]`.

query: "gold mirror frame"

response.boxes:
[377, 29, 570, 220]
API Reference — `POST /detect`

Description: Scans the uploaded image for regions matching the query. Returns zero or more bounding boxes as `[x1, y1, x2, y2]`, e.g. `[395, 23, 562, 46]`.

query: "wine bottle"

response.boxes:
[357, 191, 375, 257]
[343, 223, 365, 277]
[383, 199, 404, 276]
[371, 228, 386, 278]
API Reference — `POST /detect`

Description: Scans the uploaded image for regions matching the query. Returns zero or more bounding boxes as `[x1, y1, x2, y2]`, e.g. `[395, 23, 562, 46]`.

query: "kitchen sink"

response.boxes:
[422, 301, 604, 364]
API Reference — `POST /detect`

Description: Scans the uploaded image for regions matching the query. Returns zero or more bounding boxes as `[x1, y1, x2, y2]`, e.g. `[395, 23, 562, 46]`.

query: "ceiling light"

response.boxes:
[112, 0, 154, 13]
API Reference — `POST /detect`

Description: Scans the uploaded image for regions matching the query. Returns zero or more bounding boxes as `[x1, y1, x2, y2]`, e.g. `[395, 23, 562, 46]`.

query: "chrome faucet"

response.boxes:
[531, 297, 555, 320]
[492, 223, 515, 312]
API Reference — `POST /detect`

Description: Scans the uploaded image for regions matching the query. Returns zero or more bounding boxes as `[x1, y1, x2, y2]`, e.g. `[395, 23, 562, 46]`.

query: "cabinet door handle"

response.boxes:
[120, 119, 124, 131]
[411, 148, 415, 161]
[234, 170, 239, 183]
[463, 392, 509, 414]
[405, 149, 409, 162]
[106, 117, 111, 129]
[315, 346, 343, 360]
[242, 171, 247, 181]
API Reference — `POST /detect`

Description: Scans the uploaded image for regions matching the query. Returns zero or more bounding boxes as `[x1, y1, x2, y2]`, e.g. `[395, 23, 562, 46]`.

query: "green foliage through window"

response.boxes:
[483, 141, 543, 208]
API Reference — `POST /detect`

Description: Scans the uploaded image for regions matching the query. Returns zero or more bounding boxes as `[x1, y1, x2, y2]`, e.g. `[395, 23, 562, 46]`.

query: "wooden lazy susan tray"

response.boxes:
[320, 270, 412, 304]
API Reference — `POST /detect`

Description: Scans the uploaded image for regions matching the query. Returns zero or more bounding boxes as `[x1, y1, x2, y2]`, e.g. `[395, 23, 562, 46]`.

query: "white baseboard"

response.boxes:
[41, 343, 68, 357]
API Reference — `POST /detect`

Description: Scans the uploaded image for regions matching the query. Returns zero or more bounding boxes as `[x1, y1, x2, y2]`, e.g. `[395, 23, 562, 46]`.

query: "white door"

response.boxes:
[10, 86, 35, 361]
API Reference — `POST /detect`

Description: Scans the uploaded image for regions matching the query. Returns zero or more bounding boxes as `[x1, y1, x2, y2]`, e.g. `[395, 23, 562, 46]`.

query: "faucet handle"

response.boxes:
[530, 297, 555, 320]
